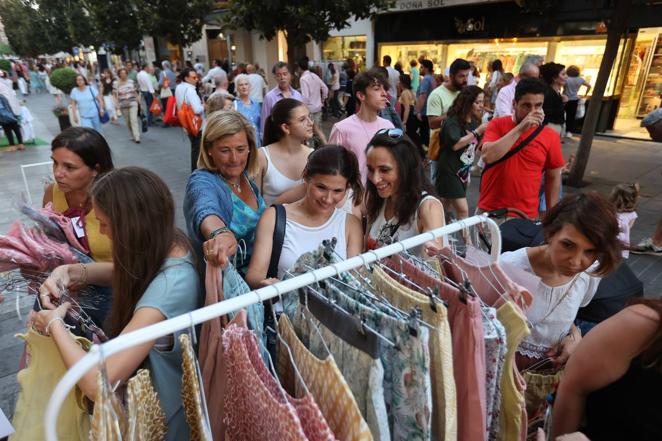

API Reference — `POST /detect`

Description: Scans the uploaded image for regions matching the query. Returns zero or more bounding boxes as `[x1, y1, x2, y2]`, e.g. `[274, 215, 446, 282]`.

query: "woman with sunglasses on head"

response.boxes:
[246, 145, 364, 288]
[255, 98, 314, 206]
[365, 128, 446, 255]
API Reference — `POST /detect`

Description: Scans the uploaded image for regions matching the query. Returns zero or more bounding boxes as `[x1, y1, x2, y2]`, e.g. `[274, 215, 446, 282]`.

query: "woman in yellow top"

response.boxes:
[42, 127, 114, 262]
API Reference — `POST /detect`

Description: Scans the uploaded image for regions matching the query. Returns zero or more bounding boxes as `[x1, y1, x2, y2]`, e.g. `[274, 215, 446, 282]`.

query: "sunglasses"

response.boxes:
[375, 128, 404, 139]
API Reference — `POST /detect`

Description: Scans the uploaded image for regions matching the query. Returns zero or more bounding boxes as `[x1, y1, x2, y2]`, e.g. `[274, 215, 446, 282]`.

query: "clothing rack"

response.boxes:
[44, 214, 501, 441]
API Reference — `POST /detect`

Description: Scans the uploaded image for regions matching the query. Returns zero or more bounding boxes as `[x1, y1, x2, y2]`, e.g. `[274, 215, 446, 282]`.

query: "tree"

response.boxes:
[224, 0, 395, 68]
[0, 0, 65, 57]
[567, 0, 633, 186]
[82, 0, 143, 53]
[134, 0, 215, 48]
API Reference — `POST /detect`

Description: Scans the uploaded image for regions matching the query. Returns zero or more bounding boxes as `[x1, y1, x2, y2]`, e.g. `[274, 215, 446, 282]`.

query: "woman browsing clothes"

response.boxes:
[34, 167, 201, 440]
[365, 128, 445, 255]
[183, 110, 264, 276]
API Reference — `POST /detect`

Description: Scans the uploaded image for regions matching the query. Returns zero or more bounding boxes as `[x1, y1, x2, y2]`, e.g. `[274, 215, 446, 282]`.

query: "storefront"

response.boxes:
[374, 1, 658, 135]
[322, 35, 368, 69]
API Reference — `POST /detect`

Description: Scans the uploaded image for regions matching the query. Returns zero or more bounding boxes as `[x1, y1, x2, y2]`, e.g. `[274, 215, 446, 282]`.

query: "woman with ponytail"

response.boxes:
[256, 98, 313, 205]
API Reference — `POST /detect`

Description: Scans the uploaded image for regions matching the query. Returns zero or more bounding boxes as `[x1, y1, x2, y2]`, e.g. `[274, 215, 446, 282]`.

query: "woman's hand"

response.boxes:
[548, 328, 582, 366]
[32, 302, 71, 335]
[424, 240, 443, 257]
[203, 232, 238, 267]
[38, 265, 74, 310]
[477, 121, 489, 136]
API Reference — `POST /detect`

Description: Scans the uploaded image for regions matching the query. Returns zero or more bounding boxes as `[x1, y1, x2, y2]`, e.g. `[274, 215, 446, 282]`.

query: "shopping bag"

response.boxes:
[149, 99, 162, 116]
[177, 101, 202, 137]
[575, 98, 586, 120]
[427, 129, 441, 160]
[163, 96, 178, 126]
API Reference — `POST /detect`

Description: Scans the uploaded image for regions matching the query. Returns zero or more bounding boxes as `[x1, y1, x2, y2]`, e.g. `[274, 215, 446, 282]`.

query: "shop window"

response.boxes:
[322, 35, 367, 68]
[446, 40, 548, 88]
[379, 43, 445, 74]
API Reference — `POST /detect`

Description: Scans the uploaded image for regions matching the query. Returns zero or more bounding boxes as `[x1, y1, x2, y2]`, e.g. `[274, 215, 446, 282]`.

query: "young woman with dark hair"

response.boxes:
[500, 192, 621, 415]
[35, 167, 201, 440]
[436, 85, 487, 220]
[365, 128, 445, 255]
[397, 73, 422, 150]
[246, 145, 364, 287]
[553, 298, 662, 440]
[43, 127, 115, 262]
[256, 98, 313, 206]
[540, 62, 568, 134]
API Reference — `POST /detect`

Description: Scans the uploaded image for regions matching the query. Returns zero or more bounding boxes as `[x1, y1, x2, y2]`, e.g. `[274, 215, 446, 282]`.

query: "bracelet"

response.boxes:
[45, 317, 69, 336]
[78, 263, 88, 286]
[208, 226, 231, 240]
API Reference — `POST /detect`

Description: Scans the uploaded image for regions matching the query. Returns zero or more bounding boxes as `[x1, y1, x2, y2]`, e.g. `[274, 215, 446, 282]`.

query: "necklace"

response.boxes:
[222, 175, 242, 193]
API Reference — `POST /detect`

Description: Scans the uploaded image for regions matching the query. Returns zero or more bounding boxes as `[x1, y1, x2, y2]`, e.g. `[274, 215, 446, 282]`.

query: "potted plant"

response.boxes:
[0, 59, 11, 73]
[48, 67, 78, 95]
[52, 105, 71, 131]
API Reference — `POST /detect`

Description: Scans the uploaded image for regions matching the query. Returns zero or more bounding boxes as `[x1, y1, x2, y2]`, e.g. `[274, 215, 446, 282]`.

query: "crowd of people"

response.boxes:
[2, 51, 661, 441]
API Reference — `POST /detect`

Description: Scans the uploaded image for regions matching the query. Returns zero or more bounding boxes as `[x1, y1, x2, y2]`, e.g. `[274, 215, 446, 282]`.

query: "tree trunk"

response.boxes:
[567, 0, 632, 186]
[285, 29, 308, 71]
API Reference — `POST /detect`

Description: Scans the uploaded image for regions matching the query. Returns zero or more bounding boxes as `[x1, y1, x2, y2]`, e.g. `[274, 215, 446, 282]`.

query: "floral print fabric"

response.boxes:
[482, 307, 507, 441]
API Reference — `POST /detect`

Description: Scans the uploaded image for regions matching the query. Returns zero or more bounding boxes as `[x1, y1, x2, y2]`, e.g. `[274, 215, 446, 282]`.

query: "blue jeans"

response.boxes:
[80, 115, 102, 133]
[141, 91, 154, 125]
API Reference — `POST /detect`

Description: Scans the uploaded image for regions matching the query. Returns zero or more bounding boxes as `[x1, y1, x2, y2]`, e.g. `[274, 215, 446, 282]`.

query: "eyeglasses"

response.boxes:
[375, 128, 404, 139]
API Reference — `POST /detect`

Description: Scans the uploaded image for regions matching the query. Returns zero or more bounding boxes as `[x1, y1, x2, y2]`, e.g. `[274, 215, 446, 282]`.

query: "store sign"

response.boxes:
[388, 0, 504, 12]
[455, 17, 486, 34]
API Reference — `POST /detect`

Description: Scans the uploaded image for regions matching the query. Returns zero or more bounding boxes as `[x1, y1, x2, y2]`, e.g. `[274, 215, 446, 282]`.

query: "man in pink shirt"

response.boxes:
[329, 68, 393, 185]
[298, 57, 329, 143]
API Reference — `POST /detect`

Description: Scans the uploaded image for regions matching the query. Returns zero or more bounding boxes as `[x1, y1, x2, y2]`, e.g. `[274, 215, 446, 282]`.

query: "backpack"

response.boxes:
[0, 95, 18, 125]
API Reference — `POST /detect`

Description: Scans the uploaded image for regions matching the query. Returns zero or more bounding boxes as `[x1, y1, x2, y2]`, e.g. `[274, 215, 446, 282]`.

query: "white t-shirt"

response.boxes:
[385, 66, 399, 99]
[248, 73, 267, 103]
[500, 247, 601, 355]
[278, 208, 348, 278]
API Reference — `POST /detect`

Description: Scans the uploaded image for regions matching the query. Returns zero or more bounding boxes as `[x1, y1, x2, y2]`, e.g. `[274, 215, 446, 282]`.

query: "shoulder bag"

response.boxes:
[267, 204, 286, 279]
[481, 124, 545, 175]
[90, 87, 109, 124]
[0, 95, 18, 125]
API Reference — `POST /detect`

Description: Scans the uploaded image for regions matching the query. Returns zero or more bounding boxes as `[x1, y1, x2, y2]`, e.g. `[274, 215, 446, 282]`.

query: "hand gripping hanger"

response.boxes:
[44, 214, 501, 441]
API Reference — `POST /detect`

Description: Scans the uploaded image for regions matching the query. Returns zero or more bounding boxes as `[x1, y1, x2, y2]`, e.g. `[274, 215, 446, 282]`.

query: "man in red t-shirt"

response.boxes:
[478, 78, 564, 219]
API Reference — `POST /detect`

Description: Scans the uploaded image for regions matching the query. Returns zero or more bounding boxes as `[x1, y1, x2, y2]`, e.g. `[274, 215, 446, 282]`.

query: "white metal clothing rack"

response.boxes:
[44, 215, 501, 441]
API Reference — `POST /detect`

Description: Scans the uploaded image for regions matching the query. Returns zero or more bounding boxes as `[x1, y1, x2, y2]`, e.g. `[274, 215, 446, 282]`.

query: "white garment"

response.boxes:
[500, 247, 601, 355]
[494, 80, 516, 117]
[259, 146, 303, 206]
[367, 193, 441, 255]
[385, 66, 399, 99]
[278, 207, 348, 278]
[136, 70, 154, 93]
[202, 66, 227, 84]
[0, 81, 21, 114]
[17, 77, 27, 95]
[617, 211, 638, 258]
[175, 82, 204, 115]
[102, 95, 117, 119]
[19, 106, 34, 141]
[247, 73, 267, 103]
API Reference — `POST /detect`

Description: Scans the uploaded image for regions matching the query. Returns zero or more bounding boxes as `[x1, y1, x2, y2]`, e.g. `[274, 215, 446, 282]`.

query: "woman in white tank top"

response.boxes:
[256, 98, 313, 206]
[365, 128, 446, 256]
[246, 145, 365, 287]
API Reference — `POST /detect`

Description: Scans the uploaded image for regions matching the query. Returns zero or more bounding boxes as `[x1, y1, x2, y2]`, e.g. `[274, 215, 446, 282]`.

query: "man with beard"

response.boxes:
[427, 58, 471, 182]
[478, 78, 564, 219]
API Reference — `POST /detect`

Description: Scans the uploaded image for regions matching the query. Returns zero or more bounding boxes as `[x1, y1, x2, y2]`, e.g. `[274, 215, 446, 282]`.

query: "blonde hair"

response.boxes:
[197, 110, 259, 177]
[610, 182, 640, 212]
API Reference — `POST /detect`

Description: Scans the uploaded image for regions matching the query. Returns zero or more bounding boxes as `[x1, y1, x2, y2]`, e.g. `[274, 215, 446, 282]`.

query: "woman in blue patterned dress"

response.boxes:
[233, 73, 262, 147]
[184, 110, 265, 277]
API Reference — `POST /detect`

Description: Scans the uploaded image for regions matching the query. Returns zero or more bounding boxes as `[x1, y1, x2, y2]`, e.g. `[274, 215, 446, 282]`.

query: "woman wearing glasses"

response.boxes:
[256, 98, 313, 206]
[365, 128, 446, 255]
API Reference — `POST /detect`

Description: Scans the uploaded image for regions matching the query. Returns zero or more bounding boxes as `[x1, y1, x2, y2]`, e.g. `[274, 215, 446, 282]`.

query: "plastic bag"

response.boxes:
[149, 98, 162, 116]
[575, 98, 586, 120]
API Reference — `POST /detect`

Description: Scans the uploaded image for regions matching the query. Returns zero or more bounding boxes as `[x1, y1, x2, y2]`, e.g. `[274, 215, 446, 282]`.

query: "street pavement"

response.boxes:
[0, 93, 661, 420]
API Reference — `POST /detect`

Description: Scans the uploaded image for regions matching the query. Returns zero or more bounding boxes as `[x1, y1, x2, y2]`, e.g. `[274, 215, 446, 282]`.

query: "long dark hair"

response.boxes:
[262, 98, 305, 146]
[365, 133, 434, 225]
[303, 145, 363, 206]
[541, 192, 621, 276]
[446, 85, 484, 130]
[51, 127, 114, 173]
[91, 167, 191, 337]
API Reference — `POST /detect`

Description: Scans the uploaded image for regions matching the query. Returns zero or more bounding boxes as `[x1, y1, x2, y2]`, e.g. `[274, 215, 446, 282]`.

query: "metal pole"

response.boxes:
[45, 215, 501, 440]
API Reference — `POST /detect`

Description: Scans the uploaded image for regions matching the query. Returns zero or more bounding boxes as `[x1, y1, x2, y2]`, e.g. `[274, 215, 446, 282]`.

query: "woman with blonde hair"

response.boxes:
[183, 109, 264, 276]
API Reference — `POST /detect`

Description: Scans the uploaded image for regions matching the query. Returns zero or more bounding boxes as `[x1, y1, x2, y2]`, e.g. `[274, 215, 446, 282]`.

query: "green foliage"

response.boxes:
[81, 0, 143, 51]
[134, 0, 216, 47]
[49, 67, 78, 94]
[224, 0, 394, 47]
[0, 44, 13, 55]
[0, 59, 10, 72]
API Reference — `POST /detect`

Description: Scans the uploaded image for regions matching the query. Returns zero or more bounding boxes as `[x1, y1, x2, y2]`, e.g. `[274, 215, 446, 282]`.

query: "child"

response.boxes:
[610, 182, 640, 258]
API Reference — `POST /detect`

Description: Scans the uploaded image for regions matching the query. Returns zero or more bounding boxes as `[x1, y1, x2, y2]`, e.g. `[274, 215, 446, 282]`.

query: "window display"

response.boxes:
[322, 35, 367, 67]
[637, 33, 662, 117]
[379, 43, 445, 74]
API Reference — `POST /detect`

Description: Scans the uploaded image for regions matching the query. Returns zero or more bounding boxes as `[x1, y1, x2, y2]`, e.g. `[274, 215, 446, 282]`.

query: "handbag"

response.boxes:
[427, 129, 441, 160]
[149, 98, 162, 116]
[267, 204, 286, 279]
[163, 95, 178, 126]
[0, 95, 18, 125]
[177, 94, 203, 137]
[90, 88, 109, 124]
